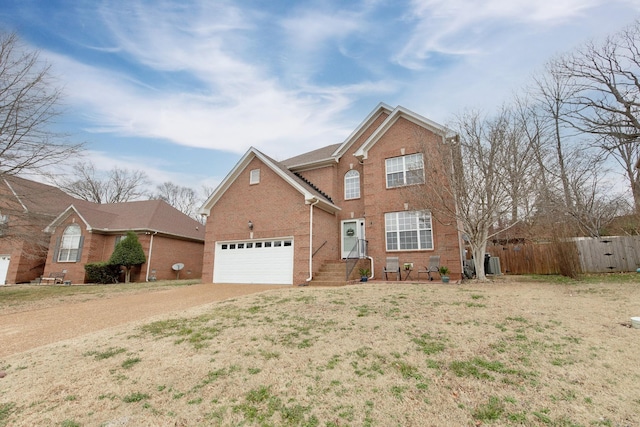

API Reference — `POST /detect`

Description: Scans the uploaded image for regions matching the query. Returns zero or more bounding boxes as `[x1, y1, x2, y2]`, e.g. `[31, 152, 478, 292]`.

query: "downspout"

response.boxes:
[145, 231, 158, 281]
[305, 199, 320, 283]
[361, 218, 374, 280]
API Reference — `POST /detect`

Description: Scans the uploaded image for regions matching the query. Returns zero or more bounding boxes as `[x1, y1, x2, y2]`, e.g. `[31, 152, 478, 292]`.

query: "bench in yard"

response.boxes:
[39, 271, 66, 285]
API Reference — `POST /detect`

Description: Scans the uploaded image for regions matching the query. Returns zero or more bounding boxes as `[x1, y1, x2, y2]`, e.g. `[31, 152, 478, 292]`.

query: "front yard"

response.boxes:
[1, 274, 639, 426]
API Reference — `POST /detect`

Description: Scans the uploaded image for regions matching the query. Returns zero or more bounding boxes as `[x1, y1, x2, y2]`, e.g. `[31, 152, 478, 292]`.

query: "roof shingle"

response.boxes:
[280, 143, 341, 168]
[71, 199, 205, 241]
[1, 175, 78, 216]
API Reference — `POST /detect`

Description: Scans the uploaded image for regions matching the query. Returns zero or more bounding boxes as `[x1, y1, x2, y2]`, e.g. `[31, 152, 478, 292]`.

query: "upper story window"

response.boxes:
[344, 170, 360, 200]
[385, 211, 433, 251]
[58, 224, 82, 262]
[385, 153, 424, 188]
[250, 168, 260, 185]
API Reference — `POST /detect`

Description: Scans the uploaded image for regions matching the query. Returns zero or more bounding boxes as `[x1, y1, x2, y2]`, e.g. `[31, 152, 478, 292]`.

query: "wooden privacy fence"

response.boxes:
[487, 235, 640, 275]
[487, 242, 562, 275]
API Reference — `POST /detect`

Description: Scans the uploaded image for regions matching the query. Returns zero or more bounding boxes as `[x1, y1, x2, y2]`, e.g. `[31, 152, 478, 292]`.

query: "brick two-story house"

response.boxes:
[200, 103, 464, 285]
[43, 199, 205, 284]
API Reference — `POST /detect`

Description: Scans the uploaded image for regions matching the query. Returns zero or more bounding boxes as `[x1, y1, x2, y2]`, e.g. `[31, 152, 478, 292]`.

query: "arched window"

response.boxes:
[344, 170, 360, 200]
[58, 224, 82, 262]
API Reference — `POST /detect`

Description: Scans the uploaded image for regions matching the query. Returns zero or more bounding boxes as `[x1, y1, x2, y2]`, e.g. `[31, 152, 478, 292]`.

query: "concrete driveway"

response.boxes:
[0, 283, 286, 357]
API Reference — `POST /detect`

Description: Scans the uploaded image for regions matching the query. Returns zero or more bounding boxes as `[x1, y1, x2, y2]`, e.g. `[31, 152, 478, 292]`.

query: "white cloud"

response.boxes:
[47, 50, 370, 159]
[394, 0, 617, 70]
[278, 7, 364, 72]
[19, 0, 640, 169]
[42, 1, 397, 160]
[389, 0, 640, 125]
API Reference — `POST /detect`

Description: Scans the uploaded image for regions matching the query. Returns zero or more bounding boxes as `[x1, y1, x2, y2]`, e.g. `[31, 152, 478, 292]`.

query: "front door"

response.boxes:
[341, 219, 365, 258]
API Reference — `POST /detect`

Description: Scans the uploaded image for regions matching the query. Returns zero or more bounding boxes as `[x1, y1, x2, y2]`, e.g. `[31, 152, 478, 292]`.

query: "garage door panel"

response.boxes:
[214, 239, 293, 285]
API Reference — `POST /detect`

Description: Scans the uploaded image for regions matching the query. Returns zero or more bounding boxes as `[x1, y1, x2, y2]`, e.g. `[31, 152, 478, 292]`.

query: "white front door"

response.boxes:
[0, 255, 10, 285]
[341, 219, 365, 258]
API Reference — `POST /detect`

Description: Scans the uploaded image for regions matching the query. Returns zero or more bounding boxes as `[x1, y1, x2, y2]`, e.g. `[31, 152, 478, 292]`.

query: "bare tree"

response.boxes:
[531, 63, 584, 212]
[154, 182, 199, 219]
[551, 21, 640, 212]
[556, 21, 640, 140]
[565, 156, 626, 237]
[58, 161, 150, 203]
[598, 123, 640, 211]
[0, 31, 81, 176]
[501, 105, 539, 223]
[512, 95, 559, 224]
[412, 108, 529, 280]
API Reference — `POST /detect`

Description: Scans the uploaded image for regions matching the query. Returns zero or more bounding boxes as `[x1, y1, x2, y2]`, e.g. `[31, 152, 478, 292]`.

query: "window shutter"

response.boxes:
[76, 236, 85, 262]
[53, 237, 61, 263]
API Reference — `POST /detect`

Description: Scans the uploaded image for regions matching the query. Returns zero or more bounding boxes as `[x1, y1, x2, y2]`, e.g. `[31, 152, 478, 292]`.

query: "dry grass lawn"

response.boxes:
[1, 275, 640, 426]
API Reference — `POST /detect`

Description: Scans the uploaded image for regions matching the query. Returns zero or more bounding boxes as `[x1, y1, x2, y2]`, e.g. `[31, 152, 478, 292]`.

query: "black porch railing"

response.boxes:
[345, 239, 368, 280]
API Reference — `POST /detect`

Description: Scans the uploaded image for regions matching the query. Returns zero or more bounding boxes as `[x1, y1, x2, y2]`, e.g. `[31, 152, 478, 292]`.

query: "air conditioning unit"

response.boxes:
[488, 257, 502, 275]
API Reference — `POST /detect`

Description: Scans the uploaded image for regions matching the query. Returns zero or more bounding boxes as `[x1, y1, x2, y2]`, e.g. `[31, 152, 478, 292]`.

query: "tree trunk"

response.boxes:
[469, 227, 489, 281]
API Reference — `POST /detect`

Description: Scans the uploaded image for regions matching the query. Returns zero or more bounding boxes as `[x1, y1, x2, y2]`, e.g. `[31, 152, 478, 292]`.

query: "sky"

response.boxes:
[1, 0, 639, 195]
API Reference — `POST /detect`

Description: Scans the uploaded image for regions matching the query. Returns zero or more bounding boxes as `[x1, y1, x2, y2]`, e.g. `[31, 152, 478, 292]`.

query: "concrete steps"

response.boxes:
[308, 259, 370, 287]
[308, 261, 347, 286]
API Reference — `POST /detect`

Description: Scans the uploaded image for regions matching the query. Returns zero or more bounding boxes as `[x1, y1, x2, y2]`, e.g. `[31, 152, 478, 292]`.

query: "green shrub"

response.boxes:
[109, 231, 146, 283]
[85, 262, 121, 284]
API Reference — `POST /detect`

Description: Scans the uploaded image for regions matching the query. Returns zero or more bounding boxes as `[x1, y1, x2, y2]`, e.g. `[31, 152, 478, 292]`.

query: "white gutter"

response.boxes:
[367, 255, 375, 280]
[146, 231, 158, 281]
[305, 199, 320, 283]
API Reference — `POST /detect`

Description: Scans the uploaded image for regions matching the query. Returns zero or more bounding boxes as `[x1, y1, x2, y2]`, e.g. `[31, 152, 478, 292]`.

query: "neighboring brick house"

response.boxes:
[200, 103, 464, 285]
[0, 176, 78, 284]
[43, 199, 205, 284]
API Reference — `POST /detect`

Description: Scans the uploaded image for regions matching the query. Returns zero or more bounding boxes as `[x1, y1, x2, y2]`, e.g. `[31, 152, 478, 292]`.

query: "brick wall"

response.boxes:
[44, 214, 89, 283]
[361, 116, 462, 279]
[144, 235, 203, 281]
[203, 156, 336, 284]
[0, 239, 47, 284]
[295, 165, 338, 203]
[0, 187, 54, 284]
[45, 214, 204, 284]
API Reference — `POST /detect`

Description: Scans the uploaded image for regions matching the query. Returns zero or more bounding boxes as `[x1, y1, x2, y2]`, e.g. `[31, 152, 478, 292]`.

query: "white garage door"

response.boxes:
[214, 238, 294, 285]
[0, 255, 10, 285]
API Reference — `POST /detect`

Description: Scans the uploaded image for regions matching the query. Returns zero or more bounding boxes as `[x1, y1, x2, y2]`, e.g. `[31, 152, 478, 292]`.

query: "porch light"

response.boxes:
[248, 220, 253, 231]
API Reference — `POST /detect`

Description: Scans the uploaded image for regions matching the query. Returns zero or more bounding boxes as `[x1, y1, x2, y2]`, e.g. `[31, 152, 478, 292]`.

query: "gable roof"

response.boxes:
[47, 199, 205, 241]
[199, 147, 340, 216]
[0, 175, 78, 216]
[281, 103, 396, 171]
[331, 102, 394, 159]
[275, 103, 455, 172]
[353, 105, 455, 159]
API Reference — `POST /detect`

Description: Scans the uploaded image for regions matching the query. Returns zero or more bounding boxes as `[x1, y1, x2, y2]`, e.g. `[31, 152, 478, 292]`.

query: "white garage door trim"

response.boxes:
[0, 255, 10, 285]
[214, 238, 294, 285]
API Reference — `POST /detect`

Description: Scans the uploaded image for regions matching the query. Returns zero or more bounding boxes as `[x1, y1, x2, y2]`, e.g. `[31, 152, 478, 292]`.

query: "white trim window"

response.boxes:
[385, 153, 424, 188]
[250, 168, 260, 185]
[115, 234, 127, 247]
[385, 211, 433, 251]
[58, 224, 82, 262]
[344, 170, 360, 199]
